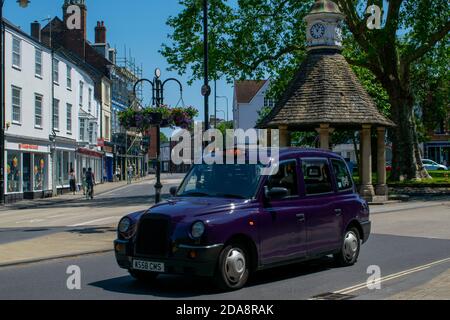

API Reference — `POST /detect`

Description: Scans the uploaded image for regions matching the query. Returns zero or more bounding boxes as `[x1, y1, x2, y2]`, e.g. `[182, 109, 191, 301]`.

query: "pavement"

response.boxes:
[0, 173, 185, 267]
[0, 182, 448, 299]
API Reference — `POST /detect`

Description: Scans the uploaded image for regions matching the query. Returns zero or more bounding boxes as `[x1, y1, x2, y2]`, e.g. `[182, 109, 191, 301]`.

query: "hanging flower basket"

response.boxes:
[118, 105, 198, 131]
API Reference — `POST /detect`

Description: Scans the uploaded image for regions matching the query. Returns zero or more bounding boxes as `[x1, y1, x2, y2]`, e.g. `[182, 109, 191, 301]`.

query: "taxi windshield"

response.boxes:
[177, 164, 264, 199]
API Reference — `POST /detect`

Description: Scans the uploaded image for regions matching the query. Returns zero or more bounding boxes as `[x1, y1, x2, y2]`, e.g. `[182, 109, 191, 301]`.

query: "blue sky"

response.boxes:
[3, 0, 234, 130]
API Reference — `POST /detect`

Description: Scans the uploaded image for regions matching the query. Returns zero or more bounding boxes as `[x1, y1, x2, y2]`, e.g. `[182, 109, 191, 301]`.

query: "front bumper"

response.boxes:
[360, 221, 371, 243]
[114, 240, 223, 277]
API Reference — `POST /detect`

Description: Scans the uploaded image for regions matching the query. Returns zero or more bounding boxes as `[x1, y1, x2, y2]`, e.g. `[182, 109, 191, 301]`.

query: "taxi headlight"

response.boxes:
[118, 217, 132, 233]
[191, 221, 205, 239]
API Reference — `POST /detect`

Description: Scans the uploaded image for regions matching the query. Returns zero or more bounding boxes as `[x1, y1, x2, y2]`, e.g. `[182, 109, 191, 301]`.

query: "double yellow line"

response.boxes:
[334, 257, 450, 295]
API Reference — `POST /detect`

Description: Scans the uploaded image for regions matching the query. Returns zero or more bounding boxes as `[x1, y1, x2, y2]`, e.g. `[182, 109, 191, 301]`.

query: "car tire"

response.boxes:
[334, 227, 361, 267]
[214, 243, 250, 291]
[128, 270, 159, 283]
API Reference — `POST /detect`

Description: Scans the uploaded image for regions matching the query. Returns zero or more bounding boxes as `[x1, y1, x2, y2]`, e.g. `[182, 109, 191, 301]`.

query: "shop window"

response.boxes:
[34, 155, 47, 191]
[7, 152, 21, 193]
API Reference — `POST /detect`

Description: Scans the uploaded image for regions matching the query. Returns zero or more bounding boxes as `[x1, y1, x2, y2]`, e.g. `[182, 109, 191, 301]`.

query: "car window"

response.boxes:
[266, 160, 299, 197]
[422, 160, 431, 165]
[331, 159, 353, 191]
[180, 164, 263, 199]
[302, 159, 333, 195]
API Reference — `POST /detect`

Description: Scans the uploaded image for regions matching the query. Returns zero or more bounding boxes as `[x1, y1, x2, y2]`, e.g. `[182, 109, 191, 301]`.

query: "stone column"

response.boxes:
[316, 124, 334, 150]
[278, 125, 290, 147]
[359, 124, 375, 201]
[376, 127, 388, 197]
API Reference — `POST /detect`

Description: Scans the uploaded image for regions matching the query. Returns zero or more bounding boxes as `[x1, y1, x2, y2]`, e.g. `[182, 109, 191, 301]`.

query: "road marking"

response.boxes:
[334, 257, 450, 295]
[15, 219, 45, 224]
[69, 217, 121, 227]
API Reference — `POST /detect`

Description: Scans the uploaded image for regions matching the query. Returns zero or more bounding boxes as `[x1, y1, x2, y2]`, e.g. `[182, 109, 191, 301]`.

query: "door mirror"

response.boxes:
[265, 186, 289, 200]
[170, 186, 178, 197]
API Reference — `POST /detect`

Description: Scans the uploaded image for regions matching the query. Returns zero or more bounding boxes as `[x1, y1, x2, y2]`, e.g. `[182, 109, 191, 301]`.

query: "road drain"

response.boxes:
[310, 292, 356, 300]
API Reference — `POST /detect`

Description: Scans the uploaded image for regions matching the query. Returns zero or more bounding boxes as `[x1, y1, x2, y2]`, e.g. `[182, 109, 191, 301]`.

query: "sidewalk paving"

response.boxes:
[0, 174, 161, 211]
[0, 173, 185, 267]
[388, 268, 450, 300]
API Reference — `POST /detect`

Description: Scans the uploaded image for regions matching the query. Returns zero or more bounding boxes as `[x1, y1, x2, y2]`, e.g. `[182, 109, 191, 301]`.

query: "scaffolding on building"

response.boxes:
[115, 46, 144, 107]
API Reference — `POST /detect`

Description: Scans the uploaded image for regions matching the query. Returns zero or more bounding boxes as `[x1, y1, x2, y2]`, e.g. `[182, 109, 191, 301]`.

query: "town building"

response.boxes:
[41, 0, 113, 182]
[232, 80, 274, 131]
[40, 0, 145, 182]
[3, 19, 101, 202]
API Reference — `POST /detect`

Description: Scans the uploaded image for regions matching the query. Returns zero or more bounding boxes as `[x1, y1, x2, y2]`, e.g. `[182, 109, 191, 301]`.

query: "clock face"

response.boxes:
[310, 23, 325, 39]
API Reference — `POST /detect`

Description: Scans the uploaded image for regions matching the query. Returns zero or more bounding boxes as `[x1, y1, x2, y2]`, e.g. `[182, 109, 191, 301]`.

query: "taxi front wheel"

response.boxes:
[214, 243, 250, 291]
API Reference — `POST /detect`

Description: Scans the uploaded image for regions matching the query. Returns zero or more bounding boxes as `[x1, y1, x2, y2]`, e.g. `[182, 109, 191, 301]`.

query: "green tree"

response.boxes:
[162, 0, 450, 181]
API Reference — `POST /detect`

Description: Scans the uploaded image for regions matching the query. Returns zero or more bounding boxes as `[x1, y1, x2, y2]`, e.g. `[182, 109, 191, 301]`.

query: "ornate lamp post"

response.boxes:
[0, 0, 30, 204]
[133, 68, 183, 204]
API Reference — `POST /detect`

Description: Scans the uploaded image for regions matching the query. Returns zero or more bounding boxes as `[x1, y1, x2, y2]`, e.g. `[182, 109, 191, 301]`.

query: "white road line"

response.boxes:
[68, 216, 121, 227]
[15, 219, 45, 224]
[334, 257, 450, 295]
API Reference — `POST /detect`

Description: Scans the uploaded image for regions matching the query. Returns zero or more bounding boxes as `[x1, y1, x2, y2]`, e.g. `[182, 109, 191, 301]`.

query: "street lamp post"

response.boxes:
[202, 0, 210, 131]
[217, 96, 229, 122]
[0, 0, 30, 204]
[133, 68, 183, 204]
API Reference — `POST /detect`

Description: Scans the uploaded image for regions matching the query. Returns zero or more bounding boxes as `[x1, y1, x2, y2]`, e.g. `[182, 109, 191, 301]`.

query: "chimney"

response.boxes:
[62, 0, 88, 58]
[31, 21, 41, 42]
[95, 21, 107, 44]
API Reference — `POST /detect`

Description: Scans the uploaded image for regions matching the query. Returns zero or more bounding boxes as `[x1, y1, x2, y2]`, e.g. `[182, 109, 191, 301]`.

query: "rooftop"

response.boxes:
[234, 80, 268, 104]
[259, 50, 395, 129]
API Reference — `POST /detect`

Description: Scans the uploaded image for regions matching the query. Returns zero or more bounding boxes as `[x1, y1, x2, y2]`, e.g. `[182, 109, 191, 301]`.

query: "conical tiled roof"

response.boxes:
[259, 49, 395, 129]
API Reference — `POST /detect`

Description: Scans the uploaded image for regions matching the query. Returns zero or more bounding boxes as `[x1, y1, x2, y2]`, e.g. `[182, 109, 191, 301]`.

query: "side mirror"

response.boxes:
[170, 186, 178, 197]
[265, 186, 289, 200]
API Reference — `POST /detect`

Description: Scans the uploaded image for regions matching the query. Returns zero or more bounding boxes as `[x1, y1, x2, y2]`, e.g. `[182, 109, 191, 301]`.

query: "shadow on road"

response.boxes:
[1, 195, 164, 211]
[0, 226, 116, 245]
[89, 256, 335, 298]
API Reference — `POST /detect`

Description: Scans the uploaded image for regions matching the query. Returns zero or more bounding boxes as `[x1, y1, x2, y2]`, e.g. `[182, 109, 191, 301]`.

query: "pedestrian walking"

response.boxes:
[116, 166, 121, 182]
[85, 167, 95, 200]
[69, 169, 76, 195]
[127, 164, 133, 184]
[82, 168, 87, 195]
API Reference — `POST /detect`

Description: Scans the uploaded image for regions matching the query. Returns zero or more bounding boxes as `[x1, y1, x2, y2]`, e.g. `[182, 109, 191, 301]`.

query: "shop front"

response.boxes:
[76, 148, 103, 185]
[4, 140, 51, 203]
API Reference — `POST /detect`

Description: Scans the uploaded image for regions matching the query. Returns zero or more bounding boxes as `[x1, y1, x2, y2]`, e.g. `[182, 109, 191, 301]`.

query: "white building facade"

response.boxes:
[233, 80, 274, 131]
[3, 20, 101, 202]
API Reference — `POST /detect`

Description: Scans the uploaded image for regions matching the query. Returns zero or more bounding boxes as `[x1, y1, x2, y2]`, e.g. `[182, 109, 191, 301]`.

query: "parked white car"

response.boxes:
[422, 159, 448, 171]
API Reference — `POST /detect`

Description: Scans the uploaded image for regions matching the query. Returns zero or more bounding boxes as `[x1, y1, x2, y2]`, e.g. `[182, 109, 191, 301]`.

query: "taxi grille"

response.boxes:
[135, 217, 170, 257]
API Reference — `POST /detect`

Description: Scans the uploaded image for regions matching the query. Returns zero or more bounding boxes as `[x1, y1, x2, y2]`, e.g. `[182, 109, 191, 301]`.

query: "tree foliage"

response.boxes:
[162, 0, 450, 180]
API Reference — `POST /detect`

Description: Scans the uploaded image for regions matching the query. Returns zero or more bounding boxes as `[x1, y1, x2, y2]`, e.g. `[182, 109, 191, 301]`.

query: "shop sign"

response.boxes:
[97, 138, 105, 147]
[19, 144, 39, 151]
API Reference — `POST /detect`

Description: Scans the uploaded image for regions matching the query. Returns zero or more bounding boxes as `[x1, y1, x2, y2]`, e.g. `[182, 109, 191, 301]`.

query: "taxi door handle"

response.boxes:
[296, 213, 305, 222]
[334, 208, 343, 216]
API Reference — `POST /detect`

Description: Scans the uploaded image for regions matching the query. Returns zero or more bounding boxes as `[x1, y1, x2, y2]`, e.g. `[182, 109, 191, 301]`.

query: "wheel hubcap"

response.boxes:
[224, 248, 246, 284]
[343, 231, 358, 261]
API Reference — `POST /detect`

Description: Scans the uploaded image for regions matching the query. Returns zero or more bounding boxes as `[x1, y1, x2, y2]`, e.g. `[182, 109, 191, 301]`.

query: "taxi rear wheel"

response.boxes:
[214, 243, 250, 291]
[129, 270, 159, 283]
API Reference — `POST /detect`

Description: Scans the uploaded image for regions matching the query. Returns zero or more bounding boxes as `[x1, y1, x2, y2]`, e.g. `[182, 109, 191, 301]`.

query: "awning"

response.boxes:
[76, 148, 103, 158]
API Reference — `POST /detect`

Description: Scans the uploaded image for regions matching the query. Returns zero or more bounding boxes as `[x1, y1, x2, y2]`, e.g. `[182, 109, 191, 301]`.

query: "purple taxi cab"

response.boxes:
[114, 148, 371, 291]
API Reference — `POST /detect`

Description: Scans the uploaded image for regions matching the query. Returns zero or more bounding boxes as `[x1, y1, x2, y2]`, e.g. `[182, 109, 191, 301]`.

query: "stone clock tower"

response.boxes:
[304, 0, 345, 51]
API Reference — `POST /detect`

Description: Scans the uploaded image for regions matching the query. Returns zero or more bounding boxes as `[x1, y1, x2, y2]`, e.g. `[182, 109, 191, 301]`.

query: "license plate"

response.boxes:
[132, 259, 165, 273]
